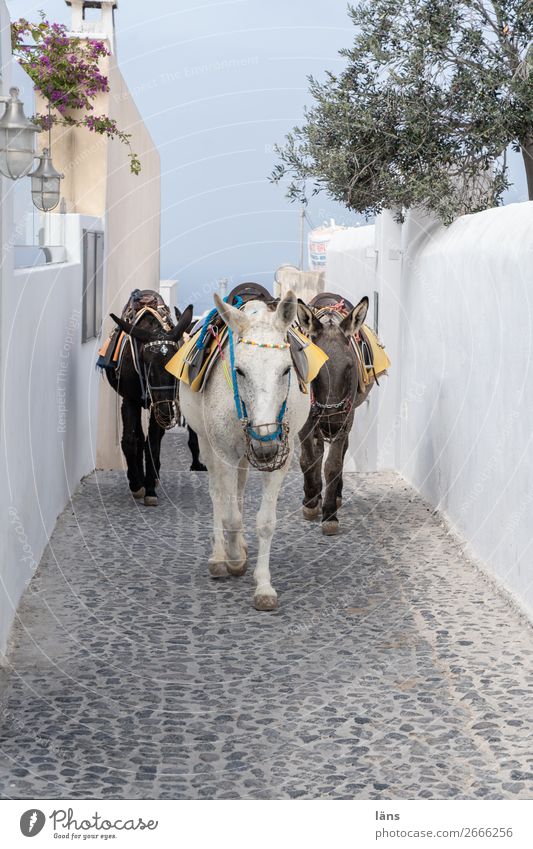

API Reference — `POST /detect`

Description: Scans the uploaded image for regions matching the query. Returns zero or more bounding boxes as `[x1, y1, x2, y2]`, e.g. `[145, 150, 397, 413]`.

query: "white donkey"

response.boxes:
[179, 291, 310, 610]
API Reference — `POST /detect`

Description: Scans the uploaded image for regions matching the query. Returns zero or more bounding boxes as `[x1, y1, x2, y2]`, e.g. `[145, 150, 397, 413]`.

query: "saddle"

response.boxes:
[166, 283, 328, 392]
[227, 282, 274, 307]
[122, 289, 173, 328]
[308, 292, 390, 392]
[97, 288, 174, 372]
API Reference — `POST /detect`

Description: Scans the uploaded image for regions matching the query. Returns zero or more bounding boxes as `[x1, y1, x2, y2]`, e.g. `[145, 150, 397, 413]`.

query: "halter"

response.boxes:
[130, 334, 181, 429]
[309, 301, 356, 443]
[310, 388, 353, 442]
[227, 326, 291, 471]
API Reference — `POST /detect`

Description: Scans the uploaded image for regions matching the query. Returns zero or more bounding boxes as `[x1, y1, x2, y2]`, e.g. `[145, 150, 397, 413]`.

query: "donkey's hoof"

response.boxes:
[144, 494, 158, 507]
[253, 592, 278, 611]
[209, 561, 229, 578]
[322, 520, 339, 536]
[302, 504, 320, 520]
[227, 559, 247, 577]
[131, 487, 145, 499]
[190, 462, 207, 472]
[336, 497, 342, 508]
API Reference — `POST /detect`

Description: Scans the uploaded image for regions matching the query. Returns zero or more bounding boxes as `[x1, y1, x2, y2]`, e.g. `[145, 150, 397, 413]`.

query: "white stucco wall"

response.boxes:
[0, 0, 159, 651]
[96, 56, 161, 470]
[398, 202, 533, 618]
[326, 202, 533, 619]
[326, 225, 378, 471]
[326, 218, 403, 472]
[0, 216, 102, 655]
[324, 225, 377, 317]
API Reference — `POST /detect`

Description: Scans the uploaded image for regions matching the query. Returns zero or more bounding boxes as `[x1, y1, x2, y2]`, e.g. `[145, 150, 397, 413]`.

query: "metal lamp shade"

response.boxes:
[0, 88, 39, 179]
[31, 148, 63, 212]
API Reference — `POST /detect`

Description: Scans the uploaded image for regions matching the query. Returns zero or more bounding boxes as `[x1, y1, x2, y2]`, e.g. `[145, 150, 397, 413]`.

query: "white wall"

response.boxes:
[398, 202, 533, 619]
[159, 280, 178, 313]
[0, 215, 102, 655]
[0, 0, 151, 653]
[326, 217, 403, 472]
[326, 225, 378, 471]
[326, 202, 533, 620]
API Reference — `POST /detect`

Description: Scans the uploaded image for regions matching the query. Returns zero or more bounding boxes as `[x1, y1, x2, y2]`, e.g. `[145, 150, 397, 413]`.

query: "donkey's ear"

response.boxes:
[110, 313, 131, 333]
[174, 306, 181, 323]
[275, 290, 297, 331]
[169, 304, 193, 341]
[339, 296, 369, 337]
[214, 293, 250, 335]
[297, 299, 322, 337]
[110, 313, 153, 343]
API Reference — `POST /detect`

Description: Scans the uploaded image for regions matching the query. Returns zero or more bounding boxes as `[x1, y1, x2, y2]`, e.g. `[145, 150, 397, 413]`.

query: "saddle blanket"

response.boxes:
[97, 329, 127, 370]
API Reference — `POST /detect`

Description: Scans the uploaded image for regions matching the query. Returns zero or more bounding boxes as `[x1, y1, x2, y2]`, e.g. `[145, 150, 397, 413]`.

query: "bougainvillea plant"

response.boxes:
[11, 16, 141, 175]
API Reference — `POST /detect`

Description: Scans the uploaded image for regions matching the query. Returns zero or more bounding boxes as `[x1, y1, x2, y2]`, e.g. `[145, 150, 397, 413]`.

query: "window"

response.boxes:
[82, 229, 104, 342]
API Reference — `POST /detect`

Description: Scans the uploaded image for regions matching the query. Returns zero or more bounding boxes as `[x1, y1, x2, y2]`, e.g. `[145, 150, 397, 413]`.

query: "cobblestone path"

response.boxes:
[0, 432, 532, 799]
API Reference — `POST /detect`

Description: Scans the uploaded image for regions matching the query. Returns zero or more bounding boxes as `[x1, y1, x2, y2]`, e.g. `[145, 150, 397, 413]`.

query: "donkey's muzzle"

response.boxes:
[250, 425, 280, 462]
[151, 399, 179, 429]
[245, 422, 290, 471]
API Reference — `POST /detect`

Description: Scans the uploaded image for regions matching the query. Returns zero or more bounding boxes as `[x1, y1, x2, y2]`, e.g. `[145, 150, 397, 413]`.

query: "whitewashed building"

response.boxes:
[0, 0, 161, 653]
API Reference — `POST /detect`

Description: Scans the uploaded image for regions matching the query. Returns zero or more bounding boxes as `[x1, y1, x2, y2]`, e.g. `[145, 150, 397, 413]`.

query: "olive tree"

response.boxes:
[272, 1, 533, 223]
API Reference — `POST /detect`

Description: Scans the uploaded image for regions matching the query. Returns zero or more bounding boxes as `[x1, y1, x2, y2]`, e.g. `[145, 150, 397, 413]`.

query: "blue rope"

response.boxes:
[197, 295, 243, 350]
[229, 331, 290, 441]
[246, 377, 289, 440]
[222, 298, 290, 441]
[227, 325, 244, 420]
[196, 307, 218, 350]
[247, 371, 290, 441]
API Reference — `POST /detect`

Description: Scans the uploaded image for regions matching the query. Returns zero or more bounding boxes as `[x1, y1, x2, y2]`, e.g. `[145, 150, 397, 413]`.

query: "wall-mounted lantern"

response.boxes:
[0, 88, 64, 212]
[31, 148, 64, 211]
[0, 87, 40, 179]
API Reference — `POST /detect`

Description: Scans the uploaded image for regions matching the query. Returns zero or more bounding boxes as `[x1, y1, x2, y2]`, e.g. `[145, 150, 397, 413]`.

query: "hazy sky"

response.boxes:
[6, 0, 528, 309]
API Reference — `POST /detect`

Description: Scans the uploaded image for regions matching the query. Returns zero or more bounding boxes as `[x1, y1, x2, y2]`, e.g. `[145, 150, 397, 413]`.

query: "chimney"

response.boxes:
[65, 1, 117, 53]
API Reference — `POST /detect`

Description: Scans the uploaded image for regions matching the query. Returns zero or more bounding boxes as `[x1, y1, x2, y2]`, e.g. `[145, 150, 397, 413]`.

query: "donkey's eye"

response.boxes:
[282, 366, 291, 376]
[236, 366, 246, 378]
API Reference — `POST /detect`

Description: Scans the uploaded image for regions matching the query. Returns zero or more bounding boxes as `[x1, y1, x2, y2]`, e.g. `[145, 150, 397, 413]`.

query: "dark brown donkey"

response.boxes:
[99, 290, 200, 506]
[297, 293, 374, 535]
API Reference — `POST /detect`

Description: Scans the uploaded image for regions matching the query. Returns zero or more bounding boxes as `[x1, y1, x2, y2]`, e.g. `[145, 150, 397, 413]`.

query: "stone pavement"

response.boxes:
[0, 431, 532, 800]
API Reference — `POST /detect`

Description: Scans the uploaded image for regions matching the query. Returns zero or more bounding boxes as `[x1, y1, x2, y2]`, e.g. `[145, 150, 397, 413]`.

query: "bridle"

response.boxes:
[310, 389, 353, 442]
[227, 326, 291, 471]
[131, 335, 181, 429]
[309, 300, 357, 442]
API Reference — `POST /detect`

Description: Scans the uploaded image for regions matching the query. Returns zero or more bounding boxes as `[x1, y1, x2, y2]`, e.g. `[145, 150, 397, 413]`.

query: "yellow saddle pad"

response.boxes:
[352, 324, 391, 392]
[290, 328, 329, 383]
[165, 329, 226, 392]
[358, 324, 391, 384]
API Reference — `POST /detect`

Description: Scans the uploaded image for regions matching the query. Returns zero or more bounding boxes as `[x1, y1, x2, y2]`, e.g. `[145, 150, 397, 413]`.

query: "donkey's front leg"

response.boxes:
[336, 435, 349, 508]
[144, 412, 164, 506]
[322, 435, 348, 535]
[208, 458, 247, 578]
[121, 400, 144, 497]
[299, 417, 324, 520]
[197, 436, 229, 577]
[254, 465, 287, 611]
